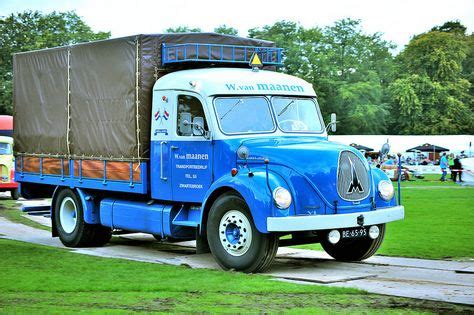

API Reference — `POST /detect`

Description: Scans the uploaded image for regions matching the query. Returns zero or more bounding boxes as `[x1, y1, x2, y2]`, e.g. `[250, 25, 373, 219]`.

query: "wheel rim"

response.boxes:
[59, 197, 77, 234]
[219, 210, 252, 257]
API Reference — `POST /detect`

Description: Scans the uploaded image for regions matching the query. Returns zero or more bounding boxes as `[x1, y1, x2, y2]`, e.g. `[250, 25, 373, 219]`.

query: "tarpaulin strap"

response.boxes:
[135, 36, 141, 167]
[66, 47, 71, 156]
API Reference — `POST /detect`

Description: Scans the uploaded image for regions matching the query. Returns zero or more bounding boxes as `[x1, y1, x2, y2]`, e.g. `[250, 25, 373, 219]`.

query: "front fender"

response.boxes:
[201, 168, 294, 233]
[372, 167, 397, 207]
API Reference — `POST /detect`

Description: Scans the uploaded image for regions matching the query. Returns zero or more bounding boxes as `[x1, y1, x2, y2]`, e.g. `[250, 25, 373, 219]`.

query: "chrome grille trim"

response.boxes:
[337, 150, 370, 201]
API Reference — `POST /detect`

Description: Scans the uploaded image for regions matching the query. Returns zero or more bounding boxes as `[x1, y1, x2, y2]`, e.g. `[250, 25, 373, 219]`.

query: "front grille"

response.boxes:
[337, 151, 370, 201]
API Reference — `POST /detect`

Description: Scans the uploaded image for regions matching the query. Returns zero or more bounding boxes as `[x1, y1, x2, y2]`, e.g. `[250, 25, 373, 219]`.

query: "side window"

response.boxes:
[176, 95, 208, 137]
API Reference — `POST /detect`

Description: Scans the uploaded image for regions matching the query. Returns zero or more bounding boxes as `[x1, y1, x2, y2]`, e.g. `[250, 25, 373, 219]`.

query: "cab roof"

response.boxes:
[153, 68, 316, 98]
[0, 136, 13, 144]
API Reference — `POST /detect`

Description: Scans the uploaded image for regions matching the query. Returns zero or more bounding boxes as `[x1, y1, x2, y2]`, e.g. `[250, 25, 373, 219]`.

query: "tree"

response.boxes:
[431, 20, 466, 35]
[214, 25, 238, 36]
[165, 26, 202, 33]
[249, 19, 395, 134]
[0, 11, 110, 115]
[389, 23, 473, 134]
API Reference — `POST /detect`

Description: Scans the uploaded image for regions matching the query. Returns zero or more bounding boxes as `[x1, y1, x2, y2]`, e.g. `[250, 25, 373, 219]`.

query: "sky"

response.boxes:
[0, 0, 473, 51]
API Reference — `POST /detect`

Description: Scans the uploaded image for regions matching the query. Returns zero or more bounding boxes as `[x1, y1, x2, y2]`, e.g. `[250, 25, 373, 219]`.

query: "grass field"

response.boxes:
[0, 238, 471, 314]
[298, 175, 474, 259]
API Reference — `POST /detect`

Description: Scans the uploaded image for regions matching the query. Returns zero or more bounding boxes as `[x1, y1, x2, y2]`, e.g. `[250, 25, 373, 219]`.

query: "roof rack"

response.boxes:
[162, 43, 283, 66]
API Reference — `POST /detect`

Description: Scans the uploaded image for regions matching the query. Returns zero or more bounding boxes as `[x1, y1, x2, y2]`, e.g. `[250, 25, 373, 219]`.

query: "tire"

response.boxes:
[320, 224, 386, 261]
[54, 188, 111, 247]
[207, 193, 278, 273]
[10, 188, 19, 200]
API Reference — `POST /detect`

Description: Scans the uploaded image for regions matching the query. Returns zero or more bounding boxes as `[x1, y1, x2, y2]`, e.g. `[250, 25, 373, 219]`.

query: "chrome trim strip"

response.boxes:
[267, 206, 404, 232]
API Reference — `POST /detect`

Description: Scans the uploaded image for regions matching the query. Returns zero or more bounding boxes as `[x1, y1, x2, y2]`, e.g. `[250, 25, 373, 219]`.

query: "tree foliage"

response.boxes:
[389, 21, 473, 134]
[214, 25, 238, 36]
[0, 11, 110, 115]
[165, 26, 202, 33]
[250, 19, 395, 134]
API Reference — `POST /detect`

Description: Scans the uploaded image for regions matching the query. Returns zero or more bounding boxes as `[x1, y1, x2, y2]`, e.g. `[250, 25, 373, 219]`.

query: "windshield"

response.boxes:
[214, 97, 275, 134]
[0, 142, 12, 155]
[272, 97, 323, 132]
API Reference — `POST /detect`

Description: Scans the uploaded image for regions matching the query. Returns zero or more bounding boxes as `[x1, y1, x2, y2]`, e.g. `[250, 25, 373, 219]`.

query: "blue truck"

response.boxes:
[13, 34, 403, 272]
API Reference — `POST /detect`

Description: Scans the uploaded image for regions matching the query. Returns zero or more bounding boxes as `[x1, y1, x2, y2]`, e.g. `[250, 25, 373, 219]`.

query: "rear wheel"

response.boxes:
[207, 193, 278, 273]
[320, 224, 386, 261]
[54, 188, 111, 247]
[10, 188, 19, 200]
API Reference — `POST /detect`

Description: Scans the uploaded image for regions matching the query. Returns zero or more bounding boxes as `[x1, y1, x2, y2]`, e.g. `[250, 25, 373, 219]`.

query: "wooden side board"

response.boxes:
[74, 160, 141, 182]
[16, 157, 141, 182]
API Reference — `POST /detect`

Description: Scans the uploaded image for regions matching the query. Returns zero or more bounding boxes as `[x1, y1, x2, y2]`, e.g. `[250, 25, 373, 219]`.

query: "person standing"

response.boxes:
[440, 153, 448, 181]
[448, 154, 455, 180]
[453, 156, 463, 182]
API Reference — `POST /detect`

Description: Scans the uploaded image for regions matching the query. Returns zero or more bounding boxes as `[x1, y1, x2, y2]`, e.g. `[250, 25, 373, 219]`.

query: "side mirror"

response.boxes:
[192, 116, 205, 136]
[179, 112, 192, 135]
[330, 113, 337, 132]
[326, 113, 337, 132]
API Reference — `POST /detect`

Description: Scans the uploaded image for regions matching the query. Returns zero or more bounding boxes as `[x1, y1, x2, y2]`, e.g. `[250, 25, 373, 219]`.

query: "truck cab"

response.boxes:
[0, 136, 19, 199]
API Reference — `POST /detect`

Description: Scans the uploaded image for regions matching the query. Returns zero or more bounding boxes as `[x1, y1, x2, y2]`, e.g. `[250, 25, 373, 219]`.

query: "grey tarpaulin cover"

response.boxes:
[13, 33, 275, 161]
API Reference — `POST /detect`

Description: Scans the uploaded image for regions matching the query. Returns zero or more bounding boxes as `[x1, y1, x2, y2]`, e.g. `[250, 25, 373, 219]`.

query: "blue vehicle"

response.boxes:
[14, 34, 403, 272]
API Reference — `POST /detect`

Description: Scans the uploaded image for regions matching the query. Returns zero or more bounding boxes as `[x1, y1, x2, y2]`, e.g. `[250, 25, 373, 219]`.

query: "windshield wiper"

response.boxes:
[277, 100, 295, 116]
[220, 99, 243, 120]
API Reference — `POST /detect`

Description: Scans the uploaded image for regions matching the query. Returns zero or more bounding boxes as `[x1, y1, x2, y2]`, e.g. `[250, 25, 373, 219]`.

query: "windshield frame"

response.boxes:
[271, 96, 325, 134]
[212, 95, 277, 136]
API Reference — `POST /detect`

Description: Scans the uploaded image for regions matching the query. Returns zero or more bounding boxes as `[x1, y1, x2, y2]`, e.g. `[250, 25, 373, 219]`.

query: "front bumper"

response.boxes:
[0, 182, 18, 190]
[267, 206, 404, 232]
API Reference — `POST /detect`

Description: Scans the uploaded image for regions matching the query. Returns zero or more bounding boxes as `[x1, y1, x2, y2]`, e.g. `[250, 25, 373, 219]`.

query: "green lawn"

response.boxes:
[0, 239, 471, 314]
[0, 198, 50, 231]
[298, 175, 474, 260]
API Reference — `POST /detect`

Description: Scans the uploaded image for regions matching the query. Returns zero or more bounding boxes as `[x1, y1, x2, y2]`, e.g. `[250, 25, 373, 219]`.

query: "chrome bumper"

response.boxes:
[267, 206, 404, 232]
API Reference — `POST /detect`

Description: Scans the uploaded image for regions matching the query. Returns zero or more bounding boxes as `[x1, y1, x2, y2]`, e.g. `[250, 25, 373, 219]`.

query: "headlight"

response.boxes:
[272, 187, 292, 209]
[378, 180, 394, 201]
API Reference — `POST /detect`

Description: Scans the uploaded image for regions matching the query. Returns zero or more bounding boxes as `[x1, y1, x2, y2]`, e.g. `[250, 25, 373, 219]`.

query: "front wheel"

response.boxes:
[320, 224, 386, 261]
[54, 188, 111, 247]
[10, 188, 19, 200]
[207, 193, 278, 273]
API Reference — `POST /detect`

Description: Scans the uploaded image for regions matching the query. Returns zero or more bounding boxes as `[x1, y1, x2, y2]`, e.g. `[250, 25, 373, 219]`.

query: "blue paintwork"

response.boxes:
[162, 43, 283, 66]
[371, 167, 397, 207]
[100, 199, 165, 235]
[76, 188, 101, 224]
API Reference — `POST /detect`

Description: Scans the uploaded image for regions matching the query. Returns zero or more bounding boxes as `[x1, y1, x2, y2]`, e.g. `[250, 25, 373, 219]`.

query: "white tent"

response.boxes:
[460, 158, 474, 184]
[329, 135, 474, 156]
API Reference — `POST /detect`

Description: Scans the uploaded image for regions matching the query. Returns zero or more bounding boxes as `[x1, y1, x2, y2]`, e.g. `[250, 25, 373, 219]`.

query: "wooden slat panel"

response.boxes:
[106, 161, 140, 182]
[74, 160, 104, 179]
[19, 157, 69, 175]
[43, 159, 69, 175]
[22, 157, 40, 173]
[17, 157, 140, 183]
[74, 160, 140, 182]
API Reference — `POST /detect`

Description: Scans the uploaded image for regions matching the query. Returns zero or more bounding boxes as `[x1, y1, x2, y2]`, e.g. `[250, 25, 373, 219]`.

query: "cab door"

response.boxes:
[170, 93, 213, 202]
[150, 90, 174, 200]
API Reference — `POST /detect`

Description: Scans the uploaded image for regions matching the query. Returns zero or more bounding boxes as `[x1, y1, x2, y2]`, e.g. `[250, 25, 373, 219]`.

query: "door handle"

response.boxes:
[160, 141, 167, 181]
[171, 145, 179, 150]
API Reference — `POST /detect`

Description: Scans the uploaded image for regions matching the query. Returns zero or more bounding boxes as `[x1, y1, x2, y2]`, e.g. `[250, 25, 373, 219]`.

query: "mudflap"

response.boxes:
[196, 226, 210, 254]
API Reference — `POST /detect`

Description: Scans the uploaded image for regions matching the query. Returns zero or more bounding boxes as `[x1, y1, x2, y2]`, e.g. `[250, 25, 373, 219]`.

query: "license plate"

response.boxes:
[341, 227, 367, 239]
